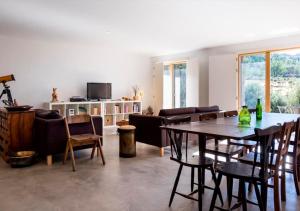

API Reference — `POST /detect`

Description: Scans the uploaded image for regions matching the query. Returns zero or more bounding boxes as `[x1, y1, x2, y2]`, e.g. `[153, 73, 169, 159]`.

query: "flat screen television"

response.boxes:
[87, 83, 112, 100]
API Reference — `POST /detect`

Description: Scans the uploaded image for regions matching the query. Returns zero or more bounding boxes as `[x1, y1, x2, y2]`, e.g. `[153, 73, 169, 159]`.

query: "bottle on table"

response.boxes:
[256, 99, 262, 120]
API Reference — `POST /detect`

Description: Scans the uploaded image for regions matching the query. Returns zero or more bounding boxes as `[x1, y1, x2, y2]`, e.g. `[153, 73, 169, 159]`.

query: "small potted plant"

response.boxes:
[132, 85, 142, 100]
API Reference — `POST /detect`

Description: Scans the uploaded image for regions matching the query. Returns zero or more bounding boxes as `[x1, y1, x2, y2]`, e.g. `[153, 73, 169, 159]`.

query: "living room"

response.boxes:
[1, 1, 300, 211]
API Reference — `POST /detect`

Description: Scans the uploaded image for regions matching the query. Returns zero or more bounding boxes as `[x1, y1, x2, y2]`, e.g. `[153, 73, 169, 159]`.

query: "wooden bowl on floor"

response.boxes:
[9, 151, 36, 168]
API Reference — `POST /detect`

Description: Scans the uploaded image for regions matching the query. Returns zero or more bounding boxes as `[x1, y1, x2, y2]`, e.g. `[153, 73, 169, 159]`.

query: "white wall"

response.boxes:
[209, 54, 237, 110]
[0, 35, 152, 108]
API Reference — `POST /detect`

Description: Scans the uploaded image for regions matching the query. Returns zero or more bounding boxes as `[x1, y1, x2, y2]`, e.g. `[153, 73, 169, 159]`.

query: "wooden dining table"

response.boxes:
[161, 112, 300, 210]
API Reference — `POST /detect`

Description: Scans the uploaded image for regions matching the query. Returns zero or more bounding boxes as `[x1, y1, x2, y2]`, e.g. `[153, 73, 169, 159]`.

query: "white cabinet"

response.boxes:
[48, 100, 142, 128]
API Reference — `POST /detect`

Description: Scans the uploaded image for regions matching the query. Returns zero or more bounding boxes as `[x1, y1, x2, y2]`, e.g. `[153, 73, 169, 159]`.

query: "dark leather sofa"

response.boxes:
[33, 109, 103, 165]
[129, 106, 220, 156]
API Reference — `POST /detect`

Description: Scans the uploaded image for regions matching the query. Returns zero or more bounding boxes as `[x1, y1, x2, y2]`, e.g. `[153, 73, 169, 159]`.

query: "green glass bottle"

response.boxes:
[238, 106, 251, 127]
[256, 99, 262, 120]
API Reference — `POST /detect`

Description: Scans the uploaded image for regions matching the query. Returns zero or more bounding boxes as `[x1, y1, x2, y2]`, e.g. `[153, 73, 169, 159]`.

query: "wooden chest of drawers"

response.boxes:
[0, 109, 35, 162]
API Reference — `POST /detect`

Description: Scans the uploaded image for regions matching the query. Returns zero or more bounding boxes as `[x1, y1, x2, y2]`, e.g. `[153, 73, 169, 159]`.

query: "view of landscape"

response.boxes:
[163, 63, 187, 108]
[240, 49, 300, 113]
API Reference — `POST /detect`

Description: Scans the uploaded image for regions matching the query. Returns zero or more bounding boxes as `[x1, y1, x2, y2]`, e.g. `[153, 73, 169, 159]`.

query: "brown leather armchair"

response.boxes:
[33, 109, 103, 165]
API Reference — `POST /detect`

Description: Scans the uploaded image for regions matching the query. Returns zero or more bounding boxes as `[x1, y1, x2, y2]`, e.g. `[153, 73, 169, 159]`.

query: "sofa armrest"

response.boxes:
[33, 117, 67, 156]
[129, 114, 167, 147]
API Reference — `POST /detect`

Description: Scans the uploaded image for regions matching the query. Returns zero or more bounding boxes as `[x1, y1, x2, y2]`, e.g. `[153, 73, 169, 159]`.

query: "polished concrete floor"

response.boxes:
[0, 134, 300, 211]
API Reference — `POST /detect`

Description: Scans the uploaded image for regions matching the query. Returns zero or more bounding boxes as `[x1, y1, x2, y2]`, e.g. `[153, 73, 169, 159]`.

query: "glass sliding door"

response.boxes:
[174, 63, 186, 108]
[163, 62, 187, 108]
[270, 49, 300, 113]
[240, 54, 266, 110]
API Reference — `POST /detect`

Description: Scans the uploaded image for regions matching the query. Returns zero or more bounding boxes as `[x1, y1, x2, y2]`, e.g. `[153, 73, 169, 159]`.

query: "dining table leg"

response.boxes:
[197, 134, 207, 211]
[198, 134, 206, 163]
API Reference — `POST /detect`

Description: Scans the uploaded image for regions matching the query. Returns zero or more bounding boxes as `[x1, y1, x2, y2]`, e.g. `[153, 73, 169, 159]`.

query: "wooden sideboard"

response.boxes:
[0, 109, 35, 162]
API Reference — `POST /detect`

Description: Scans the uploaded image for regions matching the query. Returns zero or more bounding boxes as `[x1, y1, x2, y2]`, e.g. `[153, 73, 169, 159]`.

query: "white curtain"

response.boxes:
[152, 62, 164, 115]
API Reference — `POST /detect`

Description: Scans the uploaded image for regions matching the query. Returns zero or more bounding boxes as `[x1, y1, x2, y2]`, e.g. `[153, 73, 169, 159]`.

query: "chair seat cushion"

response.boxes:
[205, 143, 244, 156]
[171, 156, 214, 167]
[229, 140, 257, 148]
[70, 134, 101, 145]
[216, 162, 262, 180]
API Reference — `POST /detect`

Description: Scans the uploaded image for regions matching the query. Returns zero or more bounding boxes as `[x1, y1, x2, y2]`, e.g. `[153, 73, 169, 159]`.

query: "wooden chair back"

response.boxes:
[66, 115, 91, 124]
[166, 117, 192, 161]
[294, 117, 300, 148]
[199, 112, 218, 121]
[252, 125, 282, 177]
[274, 121, 295, 169]
[224, 110, 238, 117]
[64, 115, 96, 139]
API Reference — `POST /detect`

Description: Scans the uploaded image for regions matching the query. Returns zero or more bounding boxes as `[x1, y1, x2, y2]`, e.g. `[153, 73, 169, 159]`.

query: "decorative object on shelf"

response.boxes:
[238, 105, 251, 127]
[256, 98, 263, 120]
[122, 97, 129, 101]
[132, 85, 143, 101]
[51, 88, 58, 102]
[68, 109, 75, 116]
[144, 106, 154, 116]
[92, 107, 99, 115]
[78, 106, 88, 114]
[13, 99, 18, 106]
[0, 74, 15, 106]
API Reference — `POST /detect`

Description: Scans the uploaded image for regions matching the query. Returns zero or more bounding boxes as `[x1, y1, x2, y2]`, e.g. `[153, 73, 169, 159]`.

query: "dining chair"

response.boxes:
[276, 117, 300, 195]
[238, 121, 294, 211]
[63, 114, 105, 171]
[210, 125, 282, 211]
[166, 116, 223, 211]
[224, 110, 256, 153]
[197, 112, 244, 166]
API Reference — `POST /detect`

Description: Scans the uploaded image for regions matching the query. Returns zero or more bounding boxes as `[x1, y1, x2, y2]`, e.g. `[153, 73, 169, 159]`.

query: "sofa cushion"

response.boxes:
[195, 105, 220, 113]
[158, 107, 196, 117]
[35, 109, 62, 119]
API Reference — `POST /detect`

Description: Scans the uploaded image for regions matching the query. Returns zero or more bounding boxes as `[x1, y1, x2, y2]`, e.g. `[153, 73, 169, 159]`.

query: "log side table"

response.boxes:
[118, 125, 136, 158]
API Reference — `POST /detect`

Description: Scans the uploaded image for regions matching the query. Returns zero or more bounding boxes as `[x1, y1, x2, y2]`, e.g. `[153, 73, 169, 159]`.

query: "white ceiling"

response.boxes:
[1, 0, 300, 56]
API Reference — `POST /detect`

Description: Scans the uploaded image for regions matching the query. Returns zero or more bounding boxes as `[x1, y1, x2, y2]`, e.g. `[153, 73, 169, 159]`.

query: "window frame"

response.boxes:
[238, 46, 300, 112]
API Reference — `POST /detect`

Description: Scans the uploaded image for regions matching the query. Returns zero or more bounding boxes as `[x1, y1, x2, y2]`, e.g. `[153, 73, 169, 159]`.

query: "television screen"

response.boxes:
[87, 83, 112, 100]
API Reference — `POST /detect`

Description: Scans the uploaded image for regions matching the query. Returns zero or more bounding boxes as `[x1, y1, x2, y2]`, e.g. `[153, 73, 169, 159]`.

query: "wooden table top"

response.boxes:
[161, 112, 300, 140]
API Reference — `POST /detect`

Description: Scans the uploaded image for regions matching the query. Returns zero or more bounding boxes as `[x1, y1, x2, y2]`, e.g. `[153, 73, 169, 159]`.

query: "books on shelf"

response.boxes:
[114, 105, 121, 114]
[124, 105, 129, 113]
[133, 104, 140, 113]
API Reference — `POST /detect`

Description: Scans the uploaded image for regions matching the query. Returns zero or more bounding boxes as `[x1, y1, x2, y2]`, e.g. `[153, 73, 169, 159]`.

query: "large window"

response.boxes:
[239, 48, 300, 113]
[240, 54, 266, 110]
[163, 62, 186, 108]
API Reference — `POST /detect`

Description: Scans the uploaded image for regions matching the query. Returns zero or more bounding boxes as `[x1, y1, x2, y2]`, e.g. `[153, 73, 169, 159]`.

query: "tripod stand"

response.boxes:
[0, 83, 14, 106]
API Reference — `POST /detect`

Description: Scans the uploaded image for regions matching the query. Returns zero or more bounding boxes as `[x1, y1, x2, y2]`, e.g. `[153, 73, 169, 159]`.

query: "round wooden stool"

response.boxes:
[118, 125, 136, 158]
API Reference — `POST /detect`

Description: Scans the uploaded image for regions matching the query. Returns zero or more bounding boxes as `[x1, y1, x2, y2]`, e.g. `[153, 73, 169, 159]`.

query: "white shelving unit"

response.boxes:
[48, 100, 142, 128]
